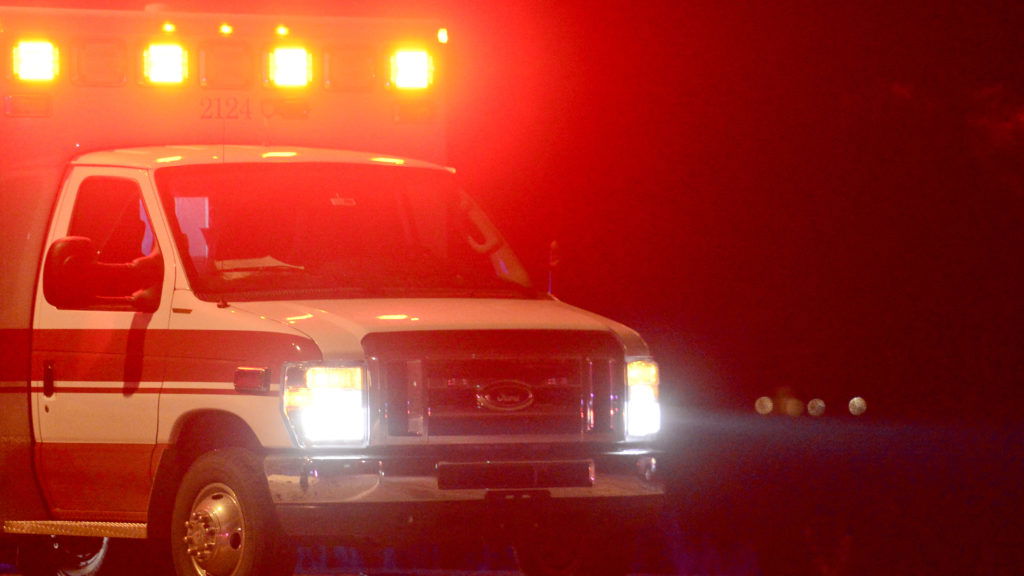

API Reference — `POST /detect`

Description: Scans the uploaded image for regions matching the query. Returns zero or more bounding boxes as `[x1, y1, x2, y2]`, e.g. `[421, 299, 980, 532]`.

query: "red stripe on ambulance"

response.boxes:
[30, 329, 321, 384]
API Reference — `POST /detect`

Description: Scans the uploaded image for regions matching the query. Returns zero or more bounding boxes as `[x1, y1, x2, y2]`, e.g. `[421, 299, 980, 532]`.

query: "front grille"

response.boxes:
[362, 330, 625, 440]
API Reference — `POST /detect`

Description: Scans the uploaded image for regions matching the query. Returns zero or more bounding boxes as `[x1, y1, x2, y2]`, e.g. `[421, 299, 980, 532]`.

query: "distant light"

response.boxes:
[390, 50, 432, 89]
[269, 47, 311, 87]
[13, 40, 59, 82]
[276, 25, 290, 37]
[261, 151, 298, 158]
[755, 396, 774, 415]
[162, 21, 176, 34]
[783, 397, 804, 417]
[219, 23, 234, 36]
[437, 28, 449, 44]
[849, 396, 868, 416]
[371, 156, 405, 165]
[144, 43, 188, 84]
[808, 398, 826, 417]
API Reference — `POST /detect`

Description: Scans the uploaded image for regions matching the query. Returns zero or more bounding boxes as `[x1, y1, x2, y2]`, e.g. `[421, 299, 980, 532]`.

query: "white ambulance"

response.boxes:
[0, 7, 663, 576]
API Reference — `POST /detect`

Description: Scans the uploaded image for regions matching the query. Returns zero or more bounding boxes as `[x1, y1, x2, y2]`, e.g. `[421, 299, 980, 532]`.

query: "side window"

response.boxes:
[69, 177, 155, 263]
[43, 176, 164, 310]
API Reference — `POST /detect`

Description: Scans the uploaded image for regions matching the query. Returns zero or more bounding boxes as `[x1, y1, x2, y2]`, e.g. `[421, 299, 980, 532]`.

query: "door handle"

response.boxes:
[44, 361, 55, 398]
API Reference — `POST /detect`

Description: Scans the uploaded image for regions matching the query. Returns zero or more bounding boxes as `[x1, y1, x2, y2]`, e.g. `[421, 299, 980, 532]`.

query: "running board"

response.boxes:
[3, 520, 147, 539]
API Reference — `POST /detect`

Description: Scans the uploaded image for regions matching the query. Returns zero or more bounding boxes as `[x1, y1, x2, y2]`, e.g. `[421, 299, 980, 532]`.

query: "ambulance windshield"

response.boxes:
[155, 163, 535, 301]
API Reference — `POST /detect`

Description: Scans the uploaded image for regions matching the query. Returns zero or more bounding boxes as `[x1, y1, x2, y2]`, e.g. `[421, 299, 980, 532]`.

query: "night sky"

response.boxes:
[445, 2, 1024, 425]
[9, 1, 1023, 424]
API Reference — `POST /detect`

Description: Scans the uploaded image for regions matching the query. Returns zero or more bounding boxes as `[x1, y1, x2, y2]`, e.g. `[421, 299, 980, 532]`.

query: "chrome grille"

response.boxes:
[424, 358, 582, 436]
[362, 330, 624, 440]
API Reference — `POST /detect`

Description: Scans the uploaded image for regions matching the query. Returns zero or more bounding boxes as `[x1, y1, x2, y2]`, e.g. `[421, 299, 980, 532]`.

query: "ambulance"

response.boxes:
[0, 7, 663, 576]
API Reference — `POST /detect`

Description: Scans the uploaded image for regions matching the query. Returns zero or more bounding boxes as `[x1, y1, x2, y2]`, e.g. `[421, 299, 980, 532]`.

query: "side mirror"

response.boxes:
[43, 236, 100, 309]
[43, 237, 162, 312]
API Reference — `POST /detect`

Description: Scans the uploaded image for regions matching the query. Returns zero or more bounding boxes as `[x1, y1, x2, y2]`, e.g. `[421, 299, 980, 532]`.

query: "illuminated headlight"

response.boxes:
[625, 360, 661, 440]
[283, 364, 368, 447]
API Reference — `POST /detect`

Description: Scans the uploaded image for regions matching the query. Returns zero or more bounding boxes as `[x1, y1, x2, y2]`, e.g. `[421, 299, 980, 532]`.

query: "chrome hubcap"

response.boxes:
[182, 483, 244, 576]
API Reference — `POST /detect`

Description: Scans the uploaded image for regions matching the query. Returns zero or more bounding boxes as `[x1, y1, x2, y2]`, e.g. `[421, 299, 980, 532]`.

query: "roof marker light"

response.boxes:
[144, 43, 188, 84]
[390, 50, 432, 90]
[269, 47, 311, 87]
[162, 22, 176, 33]
[13, 40, 59, 82]
[219, 23, 234, 36]
[437, 28, 449, 44]
[276, 25, 290, 37]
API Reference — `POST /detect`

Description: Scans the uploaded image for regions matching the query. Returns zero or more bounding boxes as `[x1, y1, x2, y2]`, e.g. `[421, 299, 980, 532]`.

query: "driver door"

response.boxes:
[31, 167, 171, 521]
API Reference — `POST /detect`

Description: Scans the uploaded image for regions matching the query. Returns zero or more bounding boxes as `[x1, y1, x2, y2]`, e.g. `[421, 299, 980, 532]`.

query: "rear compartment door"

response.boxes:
[31, 166, 173, 521]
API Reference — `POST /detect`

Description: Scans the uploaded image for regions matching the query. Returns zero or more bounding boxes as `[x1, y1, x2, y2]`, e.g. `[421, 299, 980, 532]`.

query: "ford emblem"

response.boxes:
[477, 381, 535, 412]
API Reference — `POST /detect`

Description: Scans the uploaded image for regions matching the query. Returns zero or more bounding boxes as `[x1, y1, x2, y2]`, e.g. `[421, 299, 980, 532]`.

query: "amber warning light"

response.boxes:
[144, 43, 188, 84]
[269, 47, 312, 88]
[391, 50, 432, 90]
[6, 26, 443, 96]
[13, 40, 58, 82]
[9, 42, 440, 90]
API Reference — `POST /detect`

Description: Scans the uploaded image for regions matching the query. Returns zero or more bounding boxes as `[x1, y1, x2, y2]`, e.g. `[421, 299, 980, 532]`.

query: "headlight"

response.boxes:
[625, 359, 661, 440]
[283, 364, 368, 447]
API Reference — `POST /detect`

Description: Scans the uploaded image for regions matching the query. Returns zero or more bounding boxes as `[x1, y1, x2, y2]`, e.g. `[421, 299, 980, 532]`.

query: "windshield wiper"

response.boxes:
[216, 256, 304, 273]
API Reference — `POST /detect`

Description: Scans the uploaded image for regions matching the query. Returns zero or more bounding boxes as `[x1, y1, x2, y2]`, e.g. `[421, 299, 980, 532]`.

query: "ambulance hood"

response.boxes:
[230, 298, 650, 359]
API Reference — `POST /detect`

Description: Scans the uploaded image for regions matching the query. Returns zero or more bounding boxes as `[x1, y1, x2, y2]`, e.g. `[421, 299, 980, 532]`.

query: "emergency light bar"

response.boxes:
[1, 7, 450, 161]
[6, 29, 445, 91]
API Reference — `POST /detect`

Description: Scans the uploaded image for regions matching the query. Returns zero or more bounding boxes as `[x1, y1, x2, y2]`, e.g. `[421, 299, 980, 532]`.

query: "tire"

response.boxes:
[170, 448, 296, 576]
[17, 536, 108, 576]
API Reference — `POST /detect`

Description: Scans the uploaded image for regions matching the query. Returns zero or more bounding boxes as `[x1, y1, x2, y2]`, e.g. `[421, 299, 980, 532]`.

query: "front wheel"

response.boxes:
[170, 448, 295, 576]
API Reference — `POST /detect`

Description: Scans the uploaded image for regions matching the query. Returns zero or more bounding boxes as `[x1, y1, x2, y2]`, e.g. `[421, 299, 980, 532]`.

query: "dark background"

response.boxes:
[8, 1, 1024, 573]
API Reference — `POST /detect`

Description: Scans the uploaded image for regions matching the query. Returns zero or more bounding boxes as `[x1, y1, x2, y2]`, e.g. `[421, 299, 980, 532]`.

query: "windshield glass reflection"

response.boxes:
[155, 162, 533, 301]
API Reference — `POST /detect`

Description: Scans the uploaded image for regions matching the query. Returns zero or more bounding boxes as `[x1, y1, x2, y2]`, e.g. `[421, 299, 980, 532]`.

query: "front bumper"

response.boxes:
[265, 445, 664, 538]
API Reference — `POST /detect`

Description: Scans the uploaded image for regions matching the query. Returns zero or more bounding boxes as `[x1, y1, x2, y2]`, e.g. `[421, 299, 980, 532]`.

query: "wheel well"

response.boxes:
[147, 411, 263, 539]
